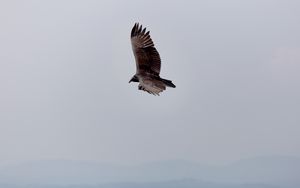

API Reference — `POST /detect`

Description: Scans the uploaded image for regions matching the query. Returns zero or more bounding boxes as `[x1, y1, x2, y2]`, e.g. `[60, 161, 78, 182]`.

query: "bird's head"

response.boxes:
[129, 75, 139, 83]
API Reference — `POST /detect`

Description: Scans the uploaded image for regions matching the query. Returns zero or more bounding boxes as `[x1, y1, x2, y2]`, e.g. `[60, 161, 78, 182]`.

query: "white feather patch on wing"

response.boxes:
[138, 78, 166, 96]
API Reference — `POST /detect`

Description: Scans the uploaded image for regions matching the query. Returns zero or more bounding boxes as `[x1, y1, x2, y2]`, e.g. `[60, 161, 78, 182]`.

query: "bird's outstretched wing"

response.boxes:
[131, 23, 161, 75]
[138, 77, 166, 96]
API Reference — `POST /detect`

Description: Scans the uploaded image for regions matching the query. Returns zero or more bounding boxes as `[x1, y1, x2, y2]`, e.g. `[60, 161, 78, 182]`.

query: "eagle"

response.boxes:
[129, 23, 176, 95]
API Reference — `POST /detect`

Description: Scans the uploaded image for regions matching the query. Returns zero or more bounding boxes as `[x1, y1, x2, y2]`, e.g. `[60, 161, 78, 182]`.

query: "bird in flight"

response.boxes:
[129, 23, 176, 96]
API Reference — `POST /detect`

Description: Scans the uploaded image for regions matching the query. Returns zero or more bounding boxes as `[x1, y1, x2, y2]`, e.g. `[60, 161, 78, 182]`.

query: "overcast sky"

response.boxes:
[0, 0, 299, 166]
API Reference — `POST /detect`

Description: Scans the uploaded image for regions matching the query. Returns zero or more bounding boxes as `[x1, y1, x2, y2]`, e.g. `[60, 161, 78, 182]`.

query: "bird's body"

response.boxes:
[129, 23, 175, 95]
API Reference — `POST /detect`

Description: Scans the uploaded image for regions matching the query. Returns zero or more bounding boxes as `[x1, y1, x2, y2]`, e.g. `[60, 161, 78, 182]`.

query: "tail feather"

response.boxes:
[161, 78, 176, 88]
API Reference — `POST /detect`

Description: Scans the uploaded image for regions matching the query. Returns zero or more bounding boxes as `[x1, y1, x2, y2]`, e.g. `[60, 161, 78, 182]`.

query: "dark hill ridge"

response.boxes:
[0, 156, 299, 187]
[0, 180, 280, 188]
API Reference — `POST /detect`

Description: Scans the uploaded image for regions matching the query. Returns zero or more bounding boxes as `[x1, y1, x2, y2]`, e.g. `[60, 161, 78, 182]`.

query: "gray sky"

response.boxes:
[0, 0, 300, 166]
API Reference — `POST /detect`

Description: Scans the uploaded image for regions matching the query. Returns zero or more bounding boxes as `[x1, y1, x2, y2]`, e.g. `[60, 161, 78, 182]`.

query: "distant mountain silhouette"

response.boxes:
[0, 179, 280, 188]
[0, 156, 299, 188]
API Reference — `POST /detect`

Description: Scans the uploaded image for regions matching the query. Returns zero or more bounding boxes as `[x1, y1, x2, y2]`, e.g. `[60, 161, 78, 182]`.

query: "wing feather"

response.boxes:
[131, 23, 161, 75]
[138, 77, 166, 96]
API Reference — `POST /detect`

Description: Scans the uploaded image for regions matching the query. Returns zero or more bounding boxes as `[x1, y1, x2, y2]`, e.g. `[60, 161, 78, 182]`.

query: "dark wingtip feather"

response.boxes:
[137, 24, 142, 33]
[131, 23, 139, 37]
[161, 78, 176, 88]
[168, 83, 176, 88]
[131, 23, 136, 37]
[131, 22, 149, 38]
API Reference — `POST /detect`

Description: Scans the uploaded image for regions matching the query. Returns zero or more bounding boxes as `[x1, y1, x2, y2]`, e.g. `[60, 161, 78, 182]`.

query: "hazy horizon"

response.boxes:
[1, 0, 299, 168]
[0, 155, 299, 187]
